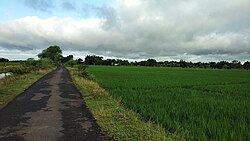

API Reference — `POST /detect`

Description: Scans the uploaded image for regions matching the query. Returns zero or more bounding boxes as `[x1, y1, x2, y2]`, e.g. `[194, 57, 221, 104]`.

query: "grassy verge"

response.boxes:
[0, 69, 52, 108]
[68, 68, 181, 141]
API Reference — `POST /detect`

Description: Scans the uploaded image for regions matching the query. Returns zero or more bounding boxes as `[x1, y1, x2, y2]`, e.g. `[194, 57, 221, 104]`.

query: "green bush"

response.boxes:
[25, 58, 38, 67]
[37, 59, 53, 69]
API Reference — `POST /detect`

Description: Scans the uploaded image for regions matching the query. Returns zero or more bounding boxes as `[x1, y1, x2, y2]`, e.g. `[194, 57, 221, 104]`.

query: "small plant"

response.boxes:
[78, 65, 90, 79]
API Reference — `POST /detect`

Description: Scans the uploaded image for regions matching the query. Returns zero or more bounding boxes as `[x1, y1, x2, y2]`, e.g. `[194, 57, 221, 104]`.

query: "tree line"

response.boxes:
[84, 55, 250, 70]
[1, 45, 250, 70]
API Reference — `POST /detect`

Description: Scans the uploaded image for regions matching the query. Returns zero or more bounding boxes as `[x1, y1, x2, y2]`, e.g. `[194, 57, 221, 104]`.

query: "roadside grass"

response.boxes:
[68, 68, 181, 141]
[0, 69, 52, 108]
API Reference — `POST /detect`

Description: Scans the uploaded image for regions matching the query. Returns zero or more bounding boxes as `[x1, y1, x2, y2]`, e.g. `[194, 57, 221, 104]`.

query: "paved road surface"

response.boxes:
[0, 66, 109, 141]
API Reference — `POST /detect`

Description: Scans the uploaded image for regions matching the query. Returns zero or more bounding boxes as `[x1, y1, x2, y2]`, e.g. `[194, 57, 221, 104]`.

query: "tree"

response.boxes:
[179, 59, 187, 68]
[38, 45, 62, 64]
[62, 55, 74, 63]
[209, 62, 217, 69]
[146, 59, 157, 66]
[0, 58, 9, 62]
[85, 55, 103, 65]
[25, 58, 37, 66]
[137, 59, 157, 66]
[103, 59, 115, 66]
[230, 60, 242, 69]
[243, 61, 250, 70]
[216, 61, 230, 69]
[77, 58, 83, 64]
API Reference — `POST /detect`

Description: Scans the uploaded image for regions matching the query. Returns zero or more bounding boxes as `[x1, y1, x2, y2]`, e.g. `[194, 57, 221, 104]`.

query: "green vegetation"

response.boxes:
[38, 45, 63, 65]
[68, 68, 179, 141]
[87, 66, 250, 141]
[0, 62, 21, 67]
[0, 69, 51, 108]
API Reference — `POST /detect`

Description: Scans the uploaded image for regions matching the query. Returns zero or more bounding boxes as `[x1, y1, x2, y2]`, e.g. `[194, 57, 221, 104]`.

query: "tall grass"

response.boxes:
[88, 66, 250, 141]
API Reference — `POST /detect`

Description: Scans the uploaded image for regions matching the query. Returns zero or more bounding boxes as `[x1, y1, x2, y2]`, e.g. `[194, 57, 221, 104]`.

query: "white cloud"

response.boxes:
[0, 0, 250, 62]
[123, 0, 142, 7]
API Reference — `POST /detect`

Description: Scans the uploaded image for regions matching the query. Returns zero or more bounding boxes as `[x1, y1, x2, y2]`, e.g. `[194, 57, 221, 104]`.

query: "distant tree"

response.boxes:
[194, 62, 202, 68]
[138, 59, 157, 66]
[79, 54, 249, 70]
[230, 60, 242, 69]
[216, 61, 230, 69]
[85, 55, 103, 65]
[187, 61, 194, 68]
[146, 59, 157, 66]
[138, 61, 146, 66]
[243, 61, 250, 70]
[179, 59, 188, 68]
[0, 58, 9, 62]
[131, 61, 138, 66]
[77, 58, 83, 64]
[117, 59, 130, 66]
[38, 45, 62, 64]
[209, 62, 217, 69]
[25, 58, 37, 66]
[165, 61, 180, 67]
[158, 61, 165, 66]
[62, 55, 74, 63]
[104, 59, 116, 66]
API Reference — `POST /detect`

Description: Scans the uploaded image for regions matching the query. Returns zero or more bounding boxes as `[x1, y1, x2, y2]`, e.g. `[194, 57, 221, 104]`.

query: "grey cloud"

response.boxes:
[79, 3, 120, 29]
[98, 7, 120, 29]
[24, 0, 53, 12]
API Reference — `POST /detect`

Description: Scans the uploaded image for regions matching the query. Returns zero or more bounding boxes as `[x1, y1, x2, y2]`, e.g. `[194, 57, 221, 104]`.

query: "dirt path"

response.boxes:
[0, 66, 109, 141]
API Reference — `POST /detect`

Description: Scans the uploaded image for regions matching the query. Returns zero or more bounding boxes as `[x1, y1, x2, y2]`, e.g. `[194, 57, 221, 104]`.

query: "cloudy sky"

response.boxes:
[0, 0, 249, 62]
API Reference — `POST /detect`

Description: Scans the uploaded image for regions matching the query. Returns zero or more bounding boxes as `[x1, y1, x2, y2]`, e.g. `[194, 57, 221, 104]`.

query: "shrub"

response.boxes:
[25, 58, 38, 67]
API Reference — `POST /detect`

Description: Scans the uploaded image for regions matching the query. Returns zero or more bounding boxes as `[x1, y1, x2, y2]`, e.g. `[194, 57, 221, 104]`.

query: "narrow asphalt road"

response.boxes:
[0, 66, 109, 141]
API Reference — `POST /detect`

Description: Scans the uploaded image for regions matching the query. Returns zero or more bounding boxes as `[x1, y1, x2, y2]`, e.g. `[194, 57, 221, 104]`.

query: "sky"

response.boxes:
[0, 0, 249, 62]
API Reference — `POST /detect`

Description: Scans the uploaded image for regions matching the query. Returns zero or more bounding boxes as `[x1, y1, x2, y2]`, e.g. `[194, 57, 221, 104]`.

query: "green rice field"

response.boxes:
[87, 66, 250, 141]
